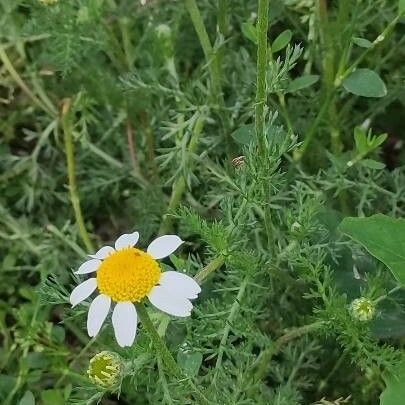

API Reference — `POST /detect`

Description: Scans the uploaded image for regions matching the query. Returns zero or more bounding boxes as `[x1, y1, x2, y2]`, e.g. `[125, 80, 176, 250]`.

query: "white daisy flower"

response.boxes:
[69, 232, 201, 347]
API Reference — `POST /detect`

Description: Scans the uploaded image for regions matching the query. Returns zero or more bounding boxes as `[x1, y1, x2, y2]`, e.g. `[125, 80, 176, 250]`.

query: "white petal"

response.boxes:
[89, 246, 115, 260]
[148, 286, 193, 317]
[112, 302, 138, 347]
[114, 232, 140, 250]
[147, 235, 184, 259]
[159, 271, 201, 299]
[69, 278, 97, 307]
[87, 294, 111, 337]
[75, 259, 101, 275]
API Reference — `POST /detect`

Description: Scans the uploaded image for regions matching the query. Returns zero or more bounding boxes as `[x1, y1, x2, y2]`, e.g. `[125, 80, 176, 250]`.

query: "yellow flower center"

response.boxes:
[97, 247, 160, 302]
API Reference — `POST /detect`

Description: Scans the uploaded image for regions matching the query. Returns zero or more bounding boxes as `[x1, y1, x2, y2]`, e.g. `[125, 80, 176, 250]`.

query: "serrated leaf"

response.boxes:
[241, 22, 257, 44]
[232, 124, 254, 145]
[272, 29, 292, 53]
[343, 69, 387, 98]
[352, 37, 372, 48]
[380, 360, 405, 405]
[362, 159, 385, 170]
[287, 75, 319, 93]
[19, 391, 35, 405]
[339, 214, 405, 285]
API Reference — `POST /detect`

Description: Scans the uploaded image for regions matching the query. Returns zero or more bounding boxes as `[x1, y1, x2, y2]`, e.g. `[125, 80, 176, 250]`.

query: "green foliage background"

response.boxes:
[1, 0, 405, 404]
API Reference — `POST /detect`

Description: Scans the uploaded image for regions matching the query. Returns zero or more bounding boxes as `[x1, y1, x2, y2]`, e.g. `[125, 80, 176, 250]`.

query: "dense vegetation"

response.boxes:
[1, 1, 405, 404]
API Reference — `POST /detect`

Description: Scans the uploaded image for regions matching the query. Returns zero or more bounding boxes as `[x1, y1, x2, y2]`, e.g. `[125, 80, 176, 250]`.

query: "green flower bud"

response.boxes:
[350, 297, 375, 322]
[87, 351, 123, 389]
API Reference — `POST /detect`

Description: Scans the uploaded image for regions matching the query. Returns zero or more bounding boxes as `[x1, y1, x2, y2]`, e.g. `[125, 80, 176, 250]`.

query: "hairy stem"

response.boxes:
[255, 0, 270, 154]
[255, 0, 274, 248]
[136, 304, 209, 404]
[194, 256, 225, 284]
[61, 99, 94, 252]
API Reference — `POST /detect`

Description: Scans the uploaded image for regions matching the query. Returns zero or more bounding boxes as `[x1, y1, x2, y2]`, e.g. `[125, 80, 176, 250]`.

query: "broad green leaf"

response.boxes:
[343, 69, 387, 98]
[339, 214, 405, 285]
[41, 389, 64, 405]
[19, 391, 35, 405]
[232, 124, 254, 145]
[352, 37, 372, 48]
[241, 22, 257, 44]
[362, 159, 385, 170]
[380, 360, 405, 405]
[272, 29, 292, 53]
[177, 350, 203, 377]
[399, 0, 405, 15]
[287, 75, 319, 93]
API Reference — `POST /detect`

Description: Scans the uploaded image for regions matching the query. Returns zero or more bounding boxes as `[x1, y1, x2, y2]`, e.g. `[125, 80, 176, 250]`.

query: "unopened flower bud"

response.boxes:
[350, 297, 375, 322]
[87, 351, 123, 389]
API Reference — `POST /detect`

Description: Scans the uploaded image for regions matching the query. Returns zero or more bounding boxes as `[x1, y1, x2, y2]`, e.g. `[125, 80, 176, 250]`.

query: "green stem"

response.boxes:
[194, 256, 225, 284]
[318, 0, 341, 155]
[136, 304, 209, 404]
[335, 15, 401, 86]
[0, 46, 56, 116]
[61, 99, 94, 253]
[255, 0, 270, 154]
[255, 0, 274, 248]
[374, 285, 402, 304]
[218, 0, 228, 36]
[253, 321, 325, 381]
[159, 112, 206, 234]
[293, 91, 333, 161]
[185, 0, 223, 103]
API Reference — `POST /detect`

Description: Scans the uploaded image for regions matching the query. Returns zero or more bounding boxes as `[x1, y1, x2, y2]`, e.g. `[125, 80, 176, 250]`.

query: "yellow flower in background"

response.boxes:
[69, 232, 201, 347]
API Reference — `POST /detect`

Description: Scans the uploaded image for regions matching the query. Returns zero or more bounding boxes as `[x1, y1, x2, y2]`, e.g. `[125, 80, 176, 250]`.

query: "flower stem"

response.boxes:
[61, 98, 94, 253]
[136, 304, 210, 404]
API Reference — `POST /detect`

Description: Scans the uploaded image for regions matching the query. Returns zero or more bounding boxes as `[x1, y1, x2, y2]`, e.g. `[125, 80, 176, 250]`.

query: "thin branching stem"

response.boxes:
[253, 321, 325, 381]
[0, 46, 57, 117]
[159, 111, 206, 234]
[212, 276, 249, 384]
